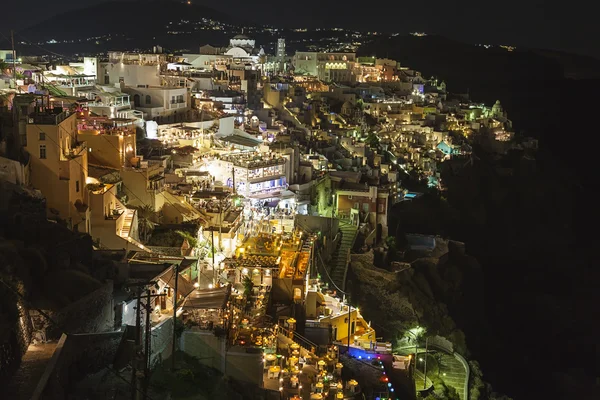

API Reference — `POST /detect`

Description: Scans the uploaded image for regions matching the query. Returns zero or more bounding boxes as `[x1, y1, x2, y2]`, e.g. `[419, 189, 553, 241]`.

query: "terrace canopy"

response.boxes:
[182, 285, 231, 310]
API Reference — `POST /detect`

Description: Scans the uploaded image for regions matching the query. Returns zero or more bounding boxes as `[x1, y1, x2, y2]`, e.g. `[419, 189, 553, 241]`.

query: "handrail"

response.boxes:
[278, 325, 318, 351]
[427, 342, 470, 400]
[340, 225, 358, 292]
[317, 251, 345, 295]
[414, 369, 433, 391]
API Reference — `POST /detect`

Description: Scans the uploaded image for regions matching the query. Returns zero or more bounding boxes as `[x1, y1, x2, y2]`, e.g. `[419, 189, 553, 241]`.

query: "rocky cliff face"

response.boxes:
[346, 242, 506, 400]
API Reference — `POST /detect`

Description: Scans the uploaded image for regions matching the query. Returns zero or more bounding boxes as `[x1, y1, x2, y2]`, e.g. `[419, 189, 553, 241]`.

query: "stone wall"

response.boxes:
[36, 281, 115, 340]
[225, 347, 263, 385]
[428, 335, 454, 354]
[0, 298, 33, 384]
[180, 330, 263, 386]
[181, 329, 224, 370]
[148, 317, 173, 368]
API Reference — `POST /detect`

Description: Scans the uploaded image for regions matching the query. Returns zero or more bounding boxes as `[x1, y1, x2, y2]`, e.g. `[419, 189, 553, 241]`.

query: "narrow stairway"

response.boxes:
[329, 221, 357, 291]
[118, 209, 151, 253]
[119, 209, 135, 237]
[7, 342, 59, 399]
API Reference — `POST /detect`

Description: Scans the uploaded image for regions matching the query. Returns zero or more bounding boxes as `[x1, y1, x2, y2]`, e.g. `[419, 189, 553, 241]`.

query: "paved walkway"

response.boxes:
[6, 341, 58, 400]
[437, 353, 467, 400]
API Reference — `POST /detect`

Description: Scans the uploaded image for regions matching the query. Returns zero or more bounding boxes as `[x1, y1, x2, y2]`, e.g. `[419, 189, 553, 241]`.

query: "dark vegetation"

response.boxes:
[361, 35, 598, 399]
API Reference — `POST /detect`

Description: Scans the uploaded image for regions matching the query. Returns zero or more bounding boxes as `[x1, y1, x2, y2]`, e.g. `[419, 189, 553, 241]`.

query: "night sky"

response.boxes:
[1, 0, 597, 58]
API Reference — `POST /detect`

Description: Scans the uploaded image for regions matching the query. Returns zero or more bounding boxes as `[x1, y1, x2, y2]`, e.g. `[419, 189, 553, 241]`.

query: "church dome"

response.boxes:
[233, 34, 249, 40]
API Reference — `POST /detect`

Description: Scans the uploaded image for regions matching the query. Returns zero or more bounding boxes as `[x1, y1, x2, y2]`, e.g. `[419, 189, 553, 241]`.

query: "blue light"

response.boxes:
[387, 383, 392, 387]
[358, 355, 362, 359]
[368, 356, 371, 359]
[390, 388, 395, 392]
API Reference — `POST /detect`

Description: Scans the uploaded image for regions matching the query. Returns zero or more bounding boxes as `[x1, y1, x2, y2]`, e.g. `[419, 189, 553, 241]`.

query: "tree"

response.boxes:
[364, 132, 380, 149]
[242, 275, 254, 298]
[176, 230, 198, 248]
[135, 205, 157, 242]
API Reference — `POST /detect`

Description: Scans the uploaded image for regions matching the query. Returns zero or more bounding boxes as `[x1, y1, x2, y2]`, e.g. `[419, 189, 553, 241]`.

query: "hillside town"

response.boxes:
[0, 33, 534, 400]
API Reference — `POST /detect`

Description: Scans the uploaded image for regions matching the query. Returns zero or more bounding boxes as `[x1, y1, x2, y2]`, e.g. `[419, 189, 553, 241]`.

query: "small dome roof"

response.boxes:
[233, 34, 249, 39]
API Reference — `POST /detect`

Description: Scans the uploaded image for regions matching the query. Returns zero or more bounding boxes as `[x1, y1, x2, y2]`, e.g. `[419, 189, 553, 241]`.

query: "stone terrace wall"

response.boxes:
[148, 317, 173, 368]
[0, 299, 33, 383]
[34, 281, 115, 340]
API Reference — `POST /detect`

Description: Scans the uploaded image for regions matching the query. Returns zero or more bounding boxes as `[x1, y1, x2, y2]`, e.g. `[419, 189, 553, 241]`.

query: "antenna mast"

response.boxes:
[11, 30, 16, 90]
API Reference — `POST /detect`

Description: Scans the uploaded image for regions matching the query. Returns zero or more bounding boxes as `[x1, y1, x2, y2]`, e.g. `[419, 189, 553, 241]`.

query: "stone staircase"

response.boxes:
[118, 208, 151, 253]
[119, 209, 135, 238]
[329, 221, 357, 291]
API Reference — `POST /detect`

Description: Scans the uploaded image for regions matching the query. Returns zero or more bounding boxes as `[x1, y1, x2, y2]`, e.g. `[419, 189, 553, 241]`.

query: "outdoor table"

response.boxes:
[315, 382, 324, 393]
[317, 360, 326, 370]
[266, 354, 277, 363]
[289, 356, 298, 366]
[310, 394, 323, 400]
[347, 379, 358, 393]
[290, 343, 300, 350]
[292, 349, 300, 356]
[268, 366, 280, 379]
[290, 375, 299, 388]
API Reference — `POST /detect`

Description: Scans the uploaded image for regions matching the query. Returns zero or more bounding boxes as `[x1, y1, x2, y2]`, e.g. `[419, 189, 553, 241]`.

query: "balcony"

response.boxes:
[248, 171, 285, 184]
[169, 102, 187, 110]
[29, 110, 70, 125]
[86, 100, 131, 109]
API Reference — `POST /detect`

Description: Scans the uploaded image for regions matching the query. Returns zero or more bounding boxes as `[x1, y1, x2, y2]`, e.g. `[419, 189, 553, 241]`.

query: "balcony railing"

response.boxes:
[29, 110, 70, 125]
[169, 102, 187, 109]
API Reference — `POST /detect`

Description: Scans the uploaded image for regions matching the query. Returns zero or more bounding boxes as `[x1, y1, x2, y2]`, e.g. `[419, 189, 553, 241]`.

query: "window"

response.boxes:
[39, 132, 45, 141]
[171, 96, 176, 104]
[145, 95, 151, 105]
[39, 144, 46, 159]
[362, 203, 369, 213]
[76, 180, 80, 192]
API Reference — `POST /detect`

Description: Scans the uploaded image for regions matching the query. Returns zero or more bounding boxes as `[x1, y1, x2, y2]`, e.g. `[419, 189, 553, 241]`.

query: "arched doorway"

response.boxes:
[133, 94, 140, 107]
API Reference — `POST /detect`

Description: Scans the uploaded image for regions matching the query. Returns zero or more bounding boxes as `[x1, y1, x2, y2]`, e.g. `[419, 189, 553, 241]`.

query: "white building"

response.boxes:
[203, 153, 288, 200]
[126, 86, 189, 119]
[293, 52, 356, 82]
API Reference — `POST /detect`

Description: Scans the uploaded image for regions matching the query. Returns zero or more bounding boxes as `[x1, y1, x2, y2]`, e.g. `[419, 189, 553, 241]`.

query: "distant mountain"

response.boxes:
[18, 0, 239, 51]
